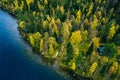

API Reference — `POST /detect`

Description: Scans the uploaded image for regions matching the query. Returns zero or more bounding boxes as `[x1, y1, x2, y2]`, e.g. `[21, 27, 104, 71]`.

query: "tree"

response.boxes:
[83, 30, 88, 41]
[61, 22, 70, 41]
[26, 0, 34, 12]
[49, 43, 54, 56]
[89, 62, 98, 76]
[112, 62, 119, 74]
[33, 32, 41, 40]
[48, 37, 58, 48]
[44, 0, 48, 5]
[81, 26, 88, 43]
[108, 66, 115, 77]
[49, 17, 56, 35]
[56, 18, 61, 27]
[46, 15, 51, 22]
[114, 33, 120, 45]
[67, 43, 73, 61]
[71, 61, 76, 70]
[43, 32, 49, 51]
[52, 24, 59, 36]
[100, 56, 109, 75]
[19, 1, 24, 12]
[86, 3, 94, 16]
[19, 21, 25, 31]
[107, 24, 116, 41]
[50, 17, 56, 26]
[86, 43, 94, 56]
[29, 32, 41, 52]
[39, 39, 43, 53]
[70, 30, 82, 46]
[91, 15, 98, 30]
[101, 56, 109, 64]
[59, 6, 64, 15]
[75, 9, 82, 24]
[102, 43, 117, 58]
[28, 34, 34, 46]
[44, 32, 49, 40]
[42, 20, 49, 30]
[108, 8, 114, 19]
[84, 18, 89, 26]
[76, 52, 83, 68]
[110, 66, 115, 73]
[69, 59, 76, 70]
[14, 0, 19, 11]
[73, 45, 80, 57]
[92, 37, 100, 49]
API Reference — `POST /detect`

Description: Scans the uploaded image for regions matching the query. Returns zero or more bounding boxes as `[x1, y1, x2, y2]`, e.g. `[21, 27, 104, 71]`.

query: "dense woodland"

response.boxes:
[0, 0, 120, 79]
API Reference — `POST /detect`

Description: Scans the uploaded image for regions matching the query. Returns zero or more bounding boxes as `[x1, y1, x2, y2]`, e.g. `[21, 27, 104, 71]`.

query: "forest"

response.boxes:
[0, 0, 120, 79]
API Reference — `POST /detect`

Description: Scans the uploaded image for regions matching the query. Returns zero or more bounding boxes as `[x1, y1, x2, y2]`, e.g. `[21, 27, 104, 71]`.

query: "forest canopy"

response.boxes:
[0, 0, 120, 79]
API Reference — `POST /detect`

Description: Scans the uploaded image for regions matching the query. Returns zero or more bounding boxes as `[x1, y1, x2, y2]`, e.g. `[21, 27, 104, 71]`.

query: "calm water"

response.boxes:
[0, 9, 69, 80]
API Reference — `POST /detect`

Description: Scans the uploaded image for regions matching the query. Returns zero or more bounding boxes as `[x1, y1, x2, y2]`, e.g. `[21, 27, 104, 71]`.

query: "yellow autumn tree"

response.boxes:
[38, 1, 44, 11]
[71, 62, 76, 70]
[69, 59, 76, 70]
[49, 43, 54, 56]
[56, 18, 61, 26]
[46, 15, 51, 22]
[61, 22, 70, 41]
[112, 62, 119, 74]
[39, 39, 43, 53]
[42, 20, 49, 30]
[14, 0, 19, 10]
[48, 37, 56, 45]
[52, 24, 59, 36]
[44, 32, 49, 40]
[70, 30, 82, 45]
[82, 30, 88, 42]
[92, 37, 100, 49]
[75, 9, 82, 24]
[73, 46, 79, 56]
[107, 24, 116, 41]
[28, 34, 34, 46]
[89, 62, 98, 75]
[60, 6, 64, 14]
[49, 17, 56, 35]
[84, 18, 89, 25]
[109, 66, 115, 73]
[26, 0, 34, 12]
[50, 17, 56, 26]
[101, 56, 108, 64]
[86, 4, 94, 16]
[44, 0, 48, 5]
[19, 1, 24, 12]
[33, 32, 41, 40]
[91, 15, 98, 30]
[19, 21, 25, 30]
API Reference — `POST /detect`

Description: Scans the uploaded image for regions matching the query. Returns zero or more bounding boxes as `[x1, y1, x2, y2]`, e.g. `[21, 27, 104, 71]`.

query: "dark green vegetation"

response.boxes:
[0, 0, 120, 79]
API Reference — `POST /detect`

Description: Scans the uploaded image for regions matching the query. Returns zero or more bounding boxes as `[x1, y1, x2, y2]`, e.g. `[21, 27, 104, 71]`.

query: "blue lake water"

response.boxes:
[0, 9, 69, 80]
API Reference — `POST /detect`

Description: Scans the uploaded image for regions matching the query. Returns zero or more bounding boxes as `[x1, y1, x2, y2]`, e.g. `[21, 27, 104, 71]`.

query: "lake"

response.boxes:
[0, 9, 70, 80]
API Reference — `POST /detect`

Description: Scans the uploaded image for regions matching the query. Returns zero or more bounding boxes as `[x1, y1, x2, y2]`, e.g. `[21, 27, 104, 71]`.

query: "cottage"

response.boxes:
[97, 46, 104, 55]
[56, 37, 62, 43]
